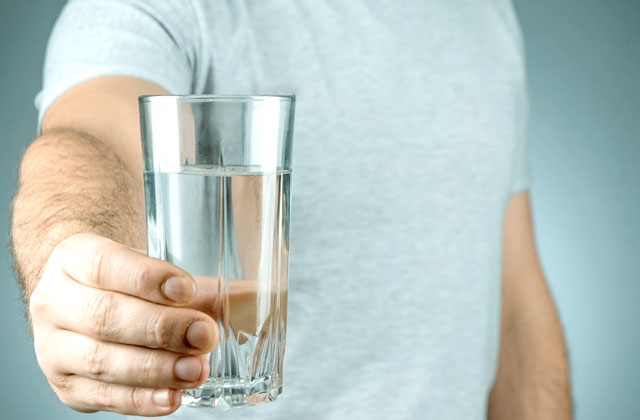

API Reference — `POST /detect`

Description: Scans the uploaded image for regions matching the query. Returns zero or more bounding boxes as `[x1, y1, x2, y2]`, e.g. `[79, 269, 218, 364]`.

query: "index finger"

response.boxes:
[56, 232, 196, 306]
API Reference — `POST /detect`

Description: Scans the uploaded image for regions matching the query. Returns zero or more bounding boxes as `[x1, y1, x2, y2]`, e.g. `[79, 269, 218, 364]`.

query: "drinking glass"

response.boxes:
[139, 95, 295, 410]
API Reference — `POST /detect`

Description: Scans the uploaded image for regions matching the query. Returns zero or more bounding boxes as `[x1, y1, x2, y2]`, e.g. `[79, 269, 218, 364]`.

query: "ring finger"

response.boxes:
[46, 329, 209, 389]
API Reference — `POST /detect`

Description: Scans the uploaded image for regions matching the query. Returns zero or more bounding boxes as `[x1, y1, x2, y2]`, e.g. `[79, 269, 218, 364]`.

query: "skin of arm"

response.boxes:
[488, 192, 572, 419]
[12, 76, 161, 300]
[11, 76, 219, 416]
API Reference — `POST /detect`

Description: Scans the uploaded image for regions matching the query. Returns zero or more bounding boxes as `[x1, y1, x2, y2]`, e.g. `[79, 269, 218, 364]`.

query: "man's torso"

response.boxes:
[41, 1, 528, 418]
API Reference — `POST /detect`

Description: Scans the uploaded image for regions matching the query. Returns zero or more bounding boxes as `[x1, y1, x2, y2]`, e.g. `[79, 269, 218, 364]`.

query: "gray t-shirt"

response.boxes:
[37, 1, 529, 419]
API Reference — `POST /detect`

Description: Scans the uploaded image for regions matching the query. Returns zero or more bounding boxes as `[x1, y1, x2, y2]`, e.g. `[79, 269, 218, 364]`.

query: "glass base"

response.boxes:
[181, 376, 282, 410]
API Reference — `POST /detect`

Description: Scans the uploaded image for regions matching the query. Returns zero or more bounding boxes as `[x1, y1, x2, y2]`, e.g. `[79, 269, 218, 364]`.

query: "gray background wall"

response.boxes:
[1, 1, 638, 419]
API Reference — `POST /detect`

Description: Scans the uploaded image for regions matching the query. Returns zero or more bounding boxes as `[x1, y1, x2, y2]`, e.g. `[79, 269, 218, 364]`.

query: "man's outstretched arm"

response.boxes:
[12, 76, 161, 299]
[488, 192, 572, 419]
[11, 76, 218, 416]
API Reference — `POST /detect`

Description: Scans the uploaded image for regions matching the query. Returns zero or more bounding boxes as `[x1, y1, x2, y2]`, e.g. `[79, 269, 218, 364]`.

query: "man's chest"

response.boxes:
[196, 0, 524, 253]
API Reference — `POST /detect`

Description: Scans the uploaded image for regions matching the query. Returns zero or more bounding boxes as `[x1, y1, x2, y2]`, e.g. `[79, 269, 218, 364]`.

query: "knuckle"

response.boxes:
[51, 373, 74, 392]
[129, 387, 146, 412]
[152, 310, 177, 349]
[52, 375, 98, 413]
[89, 245, 108, 288]
[140, 350, 164, 384]
[93, 381, 114, 410]
[29, 247, 66, 320]
[51, 376, 84, 411]
[131, 264, 151, 294]
[28, 288, 46, 319]
[87, 292, 117, 337]
[84, 340, 107, 378]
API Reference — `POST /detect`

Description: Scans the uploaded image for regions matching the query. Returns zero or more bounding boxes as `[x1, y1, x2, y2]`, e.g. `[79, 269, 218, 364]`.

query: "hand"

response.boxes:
[29, 233, 219, 416]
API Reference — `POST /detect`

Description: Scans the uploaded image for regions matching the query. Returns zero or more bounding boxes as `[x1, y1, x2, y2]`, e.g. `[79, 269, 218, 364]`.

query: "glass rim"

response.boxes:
[139, 94, 295, 103]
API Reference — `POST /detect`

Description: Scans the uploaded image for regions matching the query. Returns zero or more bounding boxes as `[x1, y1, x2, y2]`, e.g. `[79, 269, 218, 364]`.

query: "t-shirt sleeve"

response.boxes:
[35, 0, 198, 132]
[509, 90, 531, 194]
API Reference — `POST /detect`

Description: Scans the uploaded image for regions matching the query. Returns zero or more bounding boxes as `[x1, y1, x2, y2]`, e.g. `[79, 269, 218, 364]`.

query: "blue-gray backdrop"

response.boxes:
[1, 1, 638, 419]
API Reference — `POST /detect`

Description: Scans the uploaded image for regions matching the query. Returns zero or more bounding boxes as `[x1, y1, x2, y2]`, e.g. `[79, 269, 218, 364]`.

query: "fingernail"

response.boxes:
[174, 357, 202, 382]
[152, 389, 171, 407]
[162, 277, 195, 303]
[185, 321, 212, 349]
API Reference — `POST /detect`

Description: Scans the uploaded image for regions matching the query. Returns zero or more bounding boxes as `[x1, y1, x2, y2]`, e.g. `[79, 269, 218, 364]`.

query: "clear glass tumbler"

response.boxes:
[138, 95, 295, 410]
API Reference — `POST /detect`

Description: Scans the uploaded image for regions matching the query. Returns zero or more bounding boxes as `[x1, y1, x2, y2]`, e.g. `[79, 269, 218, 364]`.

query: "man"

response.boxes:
[10, 0, 571, 419]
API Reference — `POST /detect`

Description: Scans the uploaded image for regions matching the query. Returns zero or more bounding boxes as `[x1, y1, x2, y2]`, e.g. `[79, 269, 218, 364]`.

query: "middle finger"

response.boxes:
[47, 274, 218, 353]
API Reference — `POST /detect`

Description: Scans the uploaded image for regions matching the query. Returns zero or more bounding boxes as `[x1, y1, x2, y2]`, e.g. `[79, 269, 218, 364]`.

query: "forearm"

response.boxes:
[10, 128, 145, 305]
[488, 275, 572, 419]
